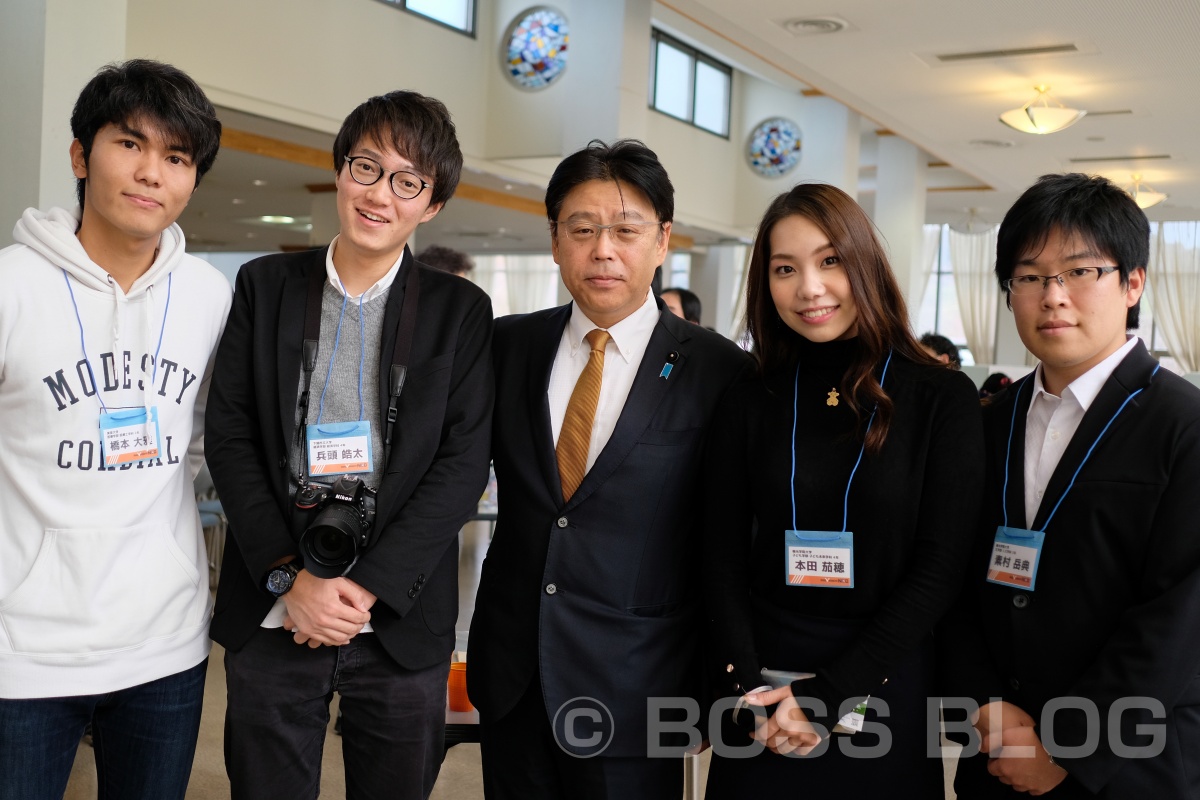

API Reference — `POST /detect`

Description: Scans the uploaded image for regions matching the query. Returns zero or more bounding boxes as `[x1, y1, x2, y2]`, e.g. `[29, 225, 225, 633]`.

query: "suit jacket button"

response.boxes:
[278, 457, 287, 469]
[557, 517, 568, 528]
[1012, 594, 1029, 608]
[417, 574, 425, 584]
[545, 583, 557, 595]
[1010, 677, 1020, 691]
[408, 588, 417, 598]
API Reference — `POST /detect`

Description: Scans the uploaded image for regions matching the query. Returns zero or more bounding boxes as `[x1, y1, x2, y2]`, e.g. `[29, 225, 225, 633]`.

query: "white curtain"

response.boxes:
[470, 255, 560, 317]
[912, 224, 942, 314]
[948, 226, 999, 364]
[1148, 222, 1200, 371]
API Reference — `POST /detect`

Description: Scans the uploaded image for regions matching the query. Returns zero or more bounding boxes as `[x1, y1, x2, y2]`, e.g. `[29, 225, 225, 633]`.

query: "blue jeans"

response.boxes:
[0, 659, 207, 800]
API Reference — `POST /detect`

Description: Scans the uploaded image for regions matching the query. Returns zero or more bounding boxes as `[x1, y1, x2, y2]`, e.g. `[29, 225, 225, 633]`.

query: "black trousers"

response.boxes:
[479, 677, 681, 800]
[223, 628, 448, 800]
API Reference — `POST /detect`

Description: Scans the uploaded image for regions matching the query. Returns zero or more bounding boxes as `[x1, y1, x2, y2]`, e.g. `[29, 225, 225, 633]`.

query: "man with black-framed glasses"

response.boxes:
[941, 173, 1200, 798]
[205, 90, 493, 800]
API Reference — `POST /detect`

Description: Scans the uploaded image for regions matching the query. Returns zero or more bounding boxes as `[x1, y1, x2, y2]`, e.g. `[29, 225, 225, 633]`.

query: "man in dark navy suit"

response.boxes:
[468, 140, 750, 800]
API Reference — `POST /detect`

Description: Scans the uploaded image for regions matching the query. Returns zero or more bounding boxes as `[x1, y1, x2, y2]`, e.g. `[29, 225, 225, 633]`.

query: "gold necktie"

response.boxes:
[557, 329, 610, 502]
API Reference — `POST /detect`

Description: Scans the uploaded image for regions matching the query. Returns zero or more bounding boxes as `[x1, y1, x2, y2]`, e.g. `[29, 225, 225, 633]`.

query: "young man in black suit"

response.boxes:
[204, 91, 493, 800]
[467, 140, 752, 799]
[941, 173, 1200, 798]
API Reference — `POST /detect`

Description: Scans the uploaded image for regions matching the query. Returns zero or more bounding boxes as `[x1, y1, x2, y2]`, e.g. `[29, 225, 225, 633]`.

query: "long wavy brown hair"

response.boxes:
[744, 183, 933, 453]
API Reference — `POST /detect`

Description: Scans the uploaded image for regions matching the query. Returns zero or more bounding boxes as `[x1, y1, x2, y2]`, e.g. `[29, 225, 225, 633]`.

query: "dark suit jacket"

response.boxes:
[467, 301, 752, 757]
[941, 342, 1200, 798]
[206, 246, 493, 670]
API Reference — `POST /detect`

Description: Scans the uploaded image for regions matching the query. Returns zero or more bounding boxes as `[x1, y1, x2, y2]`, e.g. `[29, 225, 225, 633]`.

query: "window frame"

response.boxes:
[649, 29, 732, 139]
[374, 0, 477, 38]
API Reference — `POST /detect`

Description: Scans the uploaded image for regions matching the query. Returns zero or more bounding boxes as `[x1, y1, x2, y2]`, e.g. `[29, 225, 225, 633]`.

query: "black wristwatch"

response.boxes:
[265, 562, 301, 598]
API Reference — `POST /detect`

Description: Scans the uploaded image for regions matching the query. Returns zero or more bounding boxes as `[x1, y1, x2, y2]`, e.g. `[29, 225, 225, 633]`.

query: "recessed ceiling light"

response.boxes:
[231, 198, 245, 205]
[779, 16, 849, 35]
[252, 179, 268, 187]
[504, 184, 514, 191]
[259, 215, 296, 224]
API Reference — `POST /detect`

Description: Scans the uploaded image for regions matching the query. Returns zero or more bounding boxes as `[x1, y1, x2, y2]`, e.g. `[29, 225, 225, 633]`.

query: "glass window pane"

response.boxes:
[653, 40, 692, 120]
[693, 60, 729, 136]
[405, 0, 472, 32]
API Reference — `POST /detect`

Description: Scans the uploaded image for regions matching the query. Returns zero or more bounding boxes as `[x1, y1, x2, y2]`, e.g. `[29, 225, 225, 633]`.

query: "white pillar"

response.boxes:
[693, 244, 743, 338]
[0, 0, 127, 245]
[873, 135, 927, 325]
[309, 191, 339, 246]
[796, 95, 860, 195]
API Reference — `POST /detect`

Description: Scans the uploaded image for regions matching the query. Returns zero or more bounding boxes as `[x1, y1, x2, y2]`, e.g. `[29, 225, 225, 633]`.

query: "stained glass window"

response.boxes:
[503, 7, 570, 91]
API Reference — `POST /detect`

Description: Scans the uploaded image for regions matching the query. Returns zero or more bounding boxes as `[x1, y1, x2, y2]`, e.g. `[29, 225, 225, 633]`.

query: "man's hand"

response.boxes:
[281, 570, 372, 647]
[984, 723, 1068, 795]
[973, 700, 1035, 743]
[743, 685, 823, 756]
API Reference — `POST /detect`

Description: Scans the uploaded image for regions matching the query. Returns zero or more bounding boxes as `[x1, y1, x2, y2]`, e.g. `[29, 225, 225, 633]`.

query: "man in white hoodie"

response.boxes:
[0, 60, 230, 800]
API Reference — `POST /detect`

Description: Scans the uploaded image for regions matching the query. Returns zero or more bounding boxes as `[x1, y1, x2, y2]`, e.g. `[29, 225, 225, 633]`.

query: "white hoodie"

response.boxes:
[0, 207, 232, 698]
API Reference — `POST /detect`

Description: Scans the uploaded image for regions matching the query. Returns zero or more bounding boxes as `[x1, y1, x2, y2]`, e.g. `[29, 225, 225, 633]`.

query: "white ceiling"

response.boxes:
[178, 0, 1198, 252]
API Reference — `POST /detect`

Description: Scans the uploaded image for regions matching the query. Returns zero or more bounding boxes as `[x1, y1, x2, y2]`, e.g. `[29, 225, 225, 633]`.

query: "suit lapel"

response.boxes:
[564, 311, 691, 509]
[275, 249, 324, 453]
[998, 375, 1035, 529]
[531, 305, 572, 504]
[1031, 343, 1159, 530]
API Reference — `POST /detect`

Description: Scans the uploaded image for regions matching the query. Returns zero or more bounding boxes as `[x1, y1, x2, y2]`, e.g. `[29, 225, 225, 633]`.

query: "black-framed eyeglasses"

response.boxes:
[343, 156, 431, 200]
[1002, 266, 1119, 295]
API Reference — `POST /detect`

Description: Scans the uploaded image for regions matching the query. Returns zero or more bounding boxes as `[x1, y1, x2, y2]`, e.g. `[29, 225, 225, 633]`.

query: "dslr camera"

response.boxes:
[295, 475, 376, 578]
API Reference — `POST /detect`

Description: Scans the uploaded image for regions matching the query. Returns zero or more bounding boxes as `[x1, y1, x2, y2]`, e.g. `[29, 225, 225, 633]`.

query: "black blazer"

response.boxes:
[205, 247, 493, 670]
[941, 342, 1200, 798]
[467, 302, 751, 757]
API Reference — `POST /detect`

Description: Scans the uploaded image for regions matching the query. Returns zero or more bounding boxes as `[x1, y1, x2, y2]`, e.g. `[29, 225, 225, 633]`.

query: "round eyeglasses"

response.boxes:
[344, 156, 431, 200]
[1002, 266, 1118, 295]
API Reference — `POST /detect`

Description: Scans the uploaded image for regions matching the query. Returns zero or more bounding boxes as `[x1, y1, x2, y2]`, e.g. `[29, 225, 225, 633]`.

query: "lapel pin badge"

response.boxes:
[660, 351, 679, 379]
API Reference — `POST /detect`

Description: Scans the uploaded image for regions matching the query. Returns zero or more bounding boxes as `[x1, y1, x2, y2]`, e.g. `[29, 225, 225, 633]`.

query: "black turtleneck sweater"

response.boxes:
[701, 336, 984, 730]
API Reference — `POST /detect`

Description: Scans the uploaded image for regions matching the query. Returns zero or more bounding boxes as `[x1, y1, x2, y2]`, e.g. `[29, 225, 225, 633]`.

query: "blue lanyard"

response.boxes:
[1003, 363, 1160, 531]
[315, 290, 367, 424]
[63, 269, 172, 414]
[789, 349, 893, 532]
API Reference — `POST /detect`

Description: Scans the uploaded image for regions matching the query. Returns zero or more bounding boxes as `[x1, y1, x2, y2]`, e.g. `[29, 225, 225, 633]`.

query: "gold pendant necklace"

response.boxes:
[826, 388, 840, 407]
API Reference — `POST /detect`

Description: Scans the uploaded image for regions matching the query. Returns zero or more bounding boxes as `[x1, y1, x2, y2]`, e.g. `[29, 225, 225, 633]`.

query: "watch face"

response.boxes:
[267, 566, 295, 596]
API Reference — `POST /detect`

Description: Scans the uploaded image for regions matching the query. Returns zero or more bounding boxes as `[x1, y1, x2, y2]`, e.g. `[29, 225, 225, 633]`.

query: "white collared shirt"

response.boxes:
[548, 290, 661, 476]
[325, 235, 405, 301]
[1024, 335, 1140, 526]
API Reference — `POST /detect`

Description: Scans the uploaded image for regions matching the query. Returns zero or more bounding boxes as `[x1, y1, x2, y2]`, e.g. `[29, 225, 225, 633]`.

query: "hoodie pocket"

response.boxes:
[0, 523, 203, 655]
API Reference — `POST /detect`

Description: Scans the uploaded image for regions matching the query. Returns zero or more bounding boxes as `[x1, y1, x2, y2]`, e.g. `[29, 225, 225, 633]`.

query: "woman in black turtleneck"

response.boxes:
[702, 184, 984, 796]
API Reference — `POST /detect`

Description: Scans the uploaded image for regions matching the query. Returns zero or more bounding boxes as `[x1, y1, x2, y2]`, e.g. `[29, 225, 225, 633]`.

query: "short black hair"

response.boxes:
[545, 139, 674, 227]
[333, 91, 462, 208]
[415, 244, 473, 276]
[919, 332, 961, 369]
[996, 173, 1148, 328]
[70, 59, 221, 210]
[661, 287, 702, 324]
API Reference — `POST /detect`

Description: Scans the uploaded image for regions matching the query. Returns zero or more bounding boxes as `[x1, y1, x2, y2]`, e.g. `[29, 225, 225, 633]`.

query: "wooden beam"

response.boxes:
[454, 183, 545, 216]
[801, 88, 824, 97]
[221, 128, 332, 171]
[305, 182, 337, 194]
[668, 232, 695, 250]
[928, 185, 993, 192]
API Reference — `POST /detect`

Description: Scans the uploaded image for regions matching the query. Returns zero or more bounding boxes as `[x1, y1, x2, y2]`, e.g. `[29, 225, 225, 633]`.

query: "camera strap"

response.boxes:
[297, 254, 420, 482]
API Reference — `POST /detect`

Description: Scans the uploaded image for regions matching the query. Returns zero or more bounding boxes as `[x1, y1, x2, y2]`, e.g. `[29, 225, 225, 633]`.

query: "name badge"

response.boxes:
[785, 530, 854, 588]
[986, 526, 1043, 591]
[306, 420, 372, 476]
[99, 407, 161, 466]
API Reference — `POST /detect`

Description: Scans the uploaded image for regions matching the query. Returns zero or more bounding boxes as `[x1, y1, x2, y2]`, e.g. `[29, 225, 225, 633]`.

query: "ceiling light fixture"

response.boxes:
[999, 85, 1086, 134]
[259, 215, 296, 224]
[1125, 174, 1167, 209]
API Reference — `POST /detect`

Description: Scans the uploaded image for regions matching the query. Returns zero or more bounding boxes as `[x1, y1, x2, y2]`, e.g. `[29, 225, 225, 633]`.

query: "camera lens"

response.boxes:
[299, 503, 365, 578]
